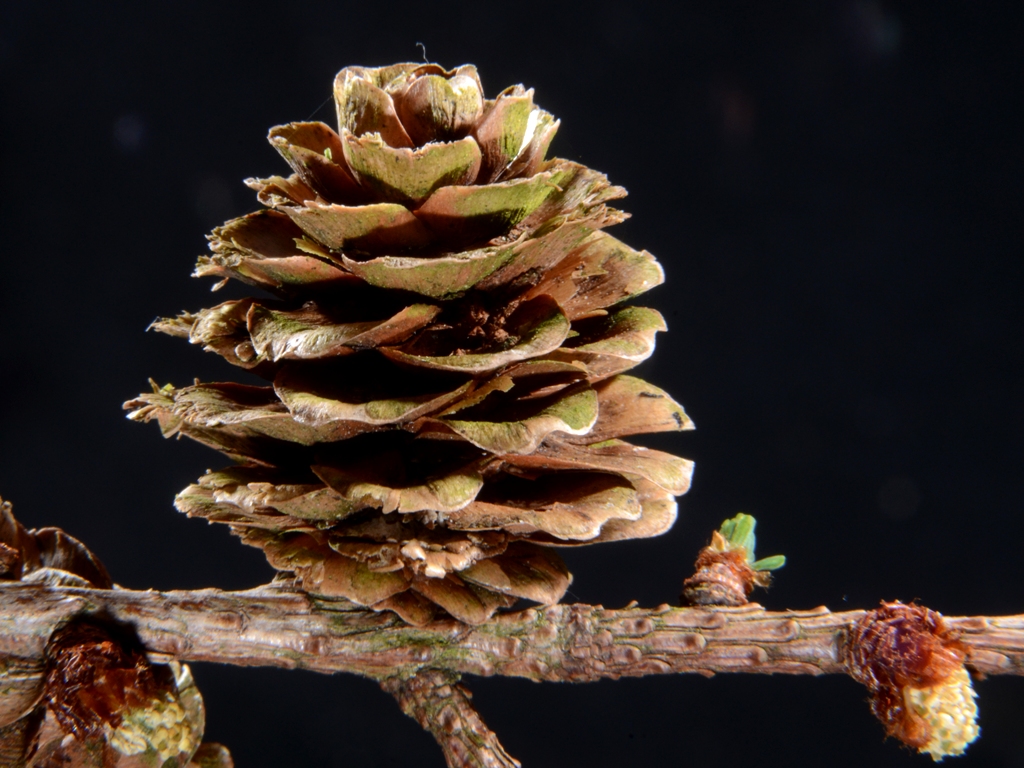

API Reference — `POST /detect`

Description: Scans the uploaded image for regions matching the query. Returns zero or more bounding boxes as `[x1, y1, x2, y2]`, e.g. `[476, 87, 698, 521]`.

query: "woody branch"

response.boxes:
[1, 582, 1021, 682]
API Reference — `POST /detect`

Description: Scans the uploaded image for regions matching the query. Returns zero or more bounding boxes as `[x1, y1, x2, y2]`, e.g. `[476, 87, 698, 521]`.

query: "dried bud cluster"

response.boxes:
[44, 621, 202, 766]
[0, 498, 232, 767]
[127, 62, 694, 625]
[846, 602, 979, 761]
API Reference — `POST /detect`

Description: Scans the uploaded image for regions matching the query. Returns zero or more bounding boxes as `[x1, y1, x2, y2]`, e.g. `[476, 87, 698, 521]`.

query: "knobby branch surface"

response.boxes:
[382, 669, 521, 768]
[2, 582, 1022, 682]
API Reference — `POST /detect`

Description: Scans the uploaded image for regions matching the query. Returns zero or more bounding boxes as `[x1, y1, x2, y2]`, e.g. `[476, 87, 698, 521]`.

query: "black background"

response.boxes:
[2, 2, 1023, 766]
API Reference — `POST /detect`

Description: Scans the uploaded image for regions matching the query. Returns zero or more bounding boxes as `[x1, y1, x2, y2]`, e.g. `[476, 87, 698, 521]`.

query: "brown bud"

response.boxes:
[0, 542, 20, 578]
[679, 528, 770, 606]
[681, 547, 764, 606]
[44, 620, 166, 740]
[845, 602, 979, 759]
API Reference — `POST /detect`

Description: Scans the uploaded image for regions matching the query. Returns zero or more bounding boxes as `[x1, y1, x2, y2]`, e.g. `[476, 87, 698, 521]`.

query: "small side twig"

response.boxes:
[383, 669, 520, 768]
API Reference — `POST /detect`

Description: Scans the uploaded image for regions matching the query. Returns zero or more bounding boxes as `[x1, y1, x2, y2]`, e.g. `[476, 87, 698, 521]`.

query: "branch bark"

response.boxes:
[382, 669, 521, 768]
[2, 581, 1021, 681]
[5, 581, 1023, 767]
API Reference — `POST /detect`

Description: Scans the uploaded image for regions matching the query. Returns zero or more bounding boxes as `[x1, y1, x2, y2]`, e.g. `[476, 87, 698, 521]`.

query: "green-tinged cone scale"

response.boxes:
[126, 62, 695, 626]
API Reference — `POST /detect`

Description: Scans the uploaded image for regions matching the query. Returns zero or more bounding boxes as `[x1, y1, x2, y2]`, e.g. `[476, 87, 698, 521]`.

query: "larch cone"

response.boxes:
[126, 63, 694, 626]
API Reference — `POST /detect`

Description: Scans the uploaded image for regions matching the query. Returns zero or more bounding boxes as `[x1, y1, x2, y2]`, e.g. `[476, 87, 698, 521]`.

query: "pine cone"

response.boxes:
[126, 63, 694, 625]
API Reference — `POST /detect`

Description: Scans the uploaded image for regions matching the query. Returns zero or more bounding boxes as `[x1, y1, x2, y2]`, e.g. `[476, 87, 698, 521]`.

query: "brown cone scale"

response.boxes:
[126, 63, 694, 625]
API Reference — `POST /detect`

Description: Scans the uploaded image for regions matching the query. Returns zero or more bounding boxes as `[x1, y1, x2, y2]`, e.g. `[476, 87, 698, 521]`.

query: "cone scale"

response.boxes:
[127, 63, 694, 626]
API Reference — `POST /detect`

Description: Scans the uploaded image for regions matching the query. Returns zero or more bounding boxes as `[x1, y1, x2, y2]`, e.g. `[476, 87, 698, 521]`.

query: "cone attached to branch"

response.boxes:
[127, 63, 694, 625]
